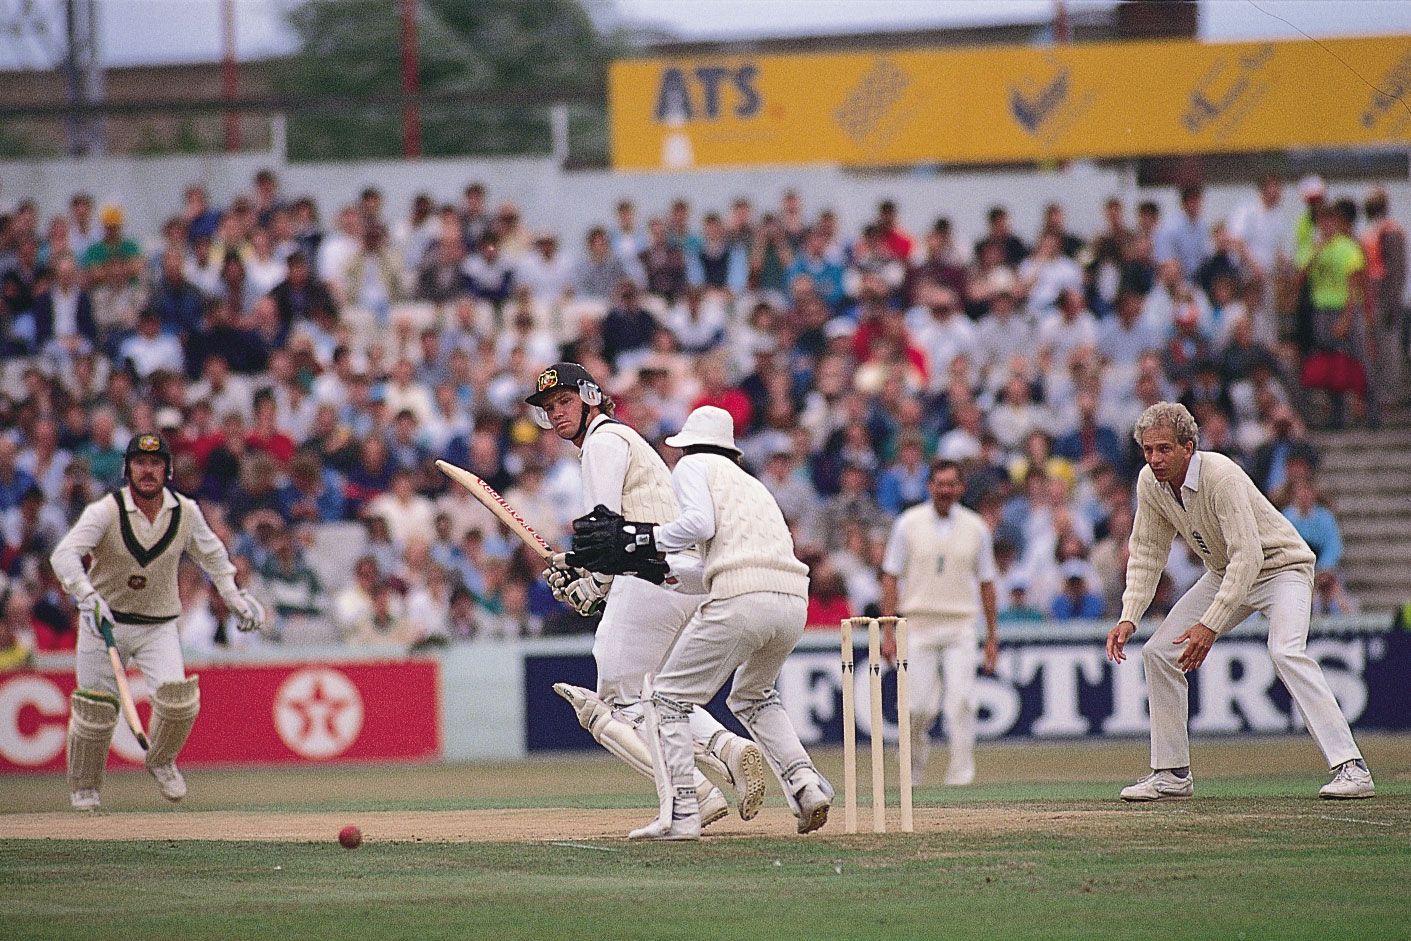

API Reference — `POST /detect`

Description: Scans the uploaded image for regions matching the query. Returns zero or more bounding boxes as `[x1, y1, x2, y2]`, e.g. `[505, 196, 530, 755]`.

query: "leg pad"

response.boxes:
[145, 675, 199, 768]
[67, 690, 118, 793]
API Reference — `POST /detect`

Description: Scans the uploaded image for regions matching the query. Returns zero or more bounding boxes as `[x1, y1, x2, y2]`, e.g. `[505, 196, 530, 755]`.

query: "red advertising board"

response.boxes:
[0, 659, 441, 772]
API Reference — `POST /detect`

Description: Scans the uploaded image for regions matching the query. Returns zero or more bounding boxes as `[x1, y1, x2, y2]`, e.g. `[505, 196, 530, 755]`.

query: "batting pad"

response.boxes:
[144, 675, 199, 768]
[67, 689, 119, 792]
[552, 682, 719, 805]
[555, 682, 657, 778]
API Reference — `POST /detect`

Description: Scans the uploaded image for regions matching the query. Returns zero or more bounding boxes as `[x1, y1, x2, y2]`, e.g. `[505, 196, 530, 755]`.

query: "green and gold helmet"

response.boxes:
[123, 432, 173, 480]
[524, 362, 603, 431]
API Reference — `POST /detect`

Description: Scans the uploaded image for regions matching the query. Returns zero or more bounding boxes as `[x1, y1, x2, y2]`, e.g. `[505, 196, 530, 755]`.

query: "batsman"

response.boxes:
[528, 364, 768, 828]
[49, 432, 265, 810]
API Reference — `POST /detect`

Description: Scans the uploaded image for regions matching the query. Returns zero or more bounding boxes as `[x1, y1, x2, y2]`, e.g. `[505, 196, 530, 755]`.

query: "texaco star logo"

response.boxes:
[272, 668, 364, 759]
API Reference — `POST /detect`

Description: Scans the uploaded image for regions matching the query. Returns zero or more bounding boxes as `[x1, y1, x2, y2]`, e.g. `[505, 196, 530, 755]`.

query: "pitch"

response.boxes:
[4, 736, 1408, 940]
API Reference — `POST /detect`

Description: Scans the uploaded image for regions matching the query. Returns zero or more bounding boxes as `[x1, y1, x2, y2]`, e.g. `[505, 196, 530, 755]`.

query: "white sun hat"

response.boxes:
[664, 405, 739, 452]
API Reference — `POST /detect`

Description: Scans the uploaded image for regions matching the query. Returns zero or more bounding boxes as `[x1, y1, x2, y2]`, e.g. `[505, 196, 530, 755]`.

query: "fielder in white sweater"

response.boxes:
[613, 406, 832, 841]
[1106, 402, 1373, 801]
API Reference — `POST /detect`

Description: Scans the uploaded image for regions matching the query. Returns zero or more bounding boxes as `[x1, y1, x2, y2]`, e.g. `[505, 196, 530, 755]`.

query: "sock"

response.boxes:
[1344, 759, 1368, 773]
[1164, 766, 1190, 779]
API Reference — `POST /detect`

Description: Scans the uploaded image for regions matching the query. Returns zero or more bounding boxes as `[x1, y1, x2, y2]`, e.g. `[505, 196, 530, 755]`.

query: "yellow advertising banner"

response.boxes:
[609, 35, 1411, 170]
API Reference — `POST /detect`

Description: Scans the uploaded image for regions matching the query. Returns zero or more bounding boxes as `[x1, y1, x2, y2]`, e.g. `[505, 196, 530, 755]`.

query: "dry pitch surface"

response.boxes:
[0, 805, 1190, 842]
[2, 735, 1406, 844]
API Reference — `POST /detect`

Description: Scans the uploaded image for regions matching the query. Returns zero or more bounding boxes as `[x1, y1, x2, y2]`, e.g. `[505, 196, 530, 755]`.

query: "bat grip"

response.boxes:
[97, 616, 118, 649]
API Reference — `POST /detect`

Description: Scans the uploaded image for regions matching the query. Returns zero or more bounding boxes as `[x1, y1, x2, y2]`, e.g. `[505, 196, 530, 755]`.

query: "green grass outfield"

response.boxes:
[3, 736, 1409, 941]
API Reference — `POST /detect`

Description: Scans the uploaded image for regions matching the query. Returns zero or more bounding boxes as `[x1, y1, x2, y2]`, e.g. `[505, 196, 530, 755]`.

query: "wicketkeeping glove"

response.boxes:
[566, 504, 670, 584]
[228, 589, 267, 633]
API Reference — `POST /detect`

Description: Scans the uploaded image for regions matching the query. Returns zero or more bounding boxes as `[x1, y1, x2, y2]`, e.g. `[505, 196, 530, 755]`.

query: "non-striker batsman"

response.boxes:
[50, 432, 266, 810]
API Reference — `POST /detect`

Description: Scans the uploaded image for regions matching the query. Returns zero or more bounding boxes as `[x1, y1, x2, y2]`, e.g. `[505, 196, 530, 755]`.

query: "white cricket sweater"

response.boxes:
[50, 487, 239, 622]
[1120, 450, 1316, 634]
[655, 452, 810, 600]
[579, 416, 680, 525]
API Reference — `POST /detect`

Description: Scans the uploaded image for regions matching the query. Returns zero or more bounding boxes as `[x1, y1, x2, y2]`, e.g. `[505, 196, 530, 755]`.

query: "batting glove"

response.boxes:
[76, 590, 116, 634]
[543, 556, 578, 599]
[563, 573, 612, 617]
[228, 589, 267, 633]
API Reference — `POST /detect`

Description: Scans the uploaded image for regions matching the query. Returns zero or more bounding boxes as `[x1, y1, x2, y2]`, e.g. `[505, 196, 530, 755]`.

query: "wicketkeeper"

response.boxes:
[568, 406, 832, 841]
[50, 432, 265, 810]
[526, 364, 767, 827]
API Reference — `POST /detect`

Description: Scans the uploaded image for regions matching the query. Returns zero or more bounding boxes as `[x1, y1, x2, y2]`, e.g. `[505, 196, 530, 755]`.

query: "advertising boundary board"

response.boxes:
[4, 617, 1399, 768]
[610, 35, 1411, 169]
[525, 616, 1406, 752]
[1, 657, 440, 772]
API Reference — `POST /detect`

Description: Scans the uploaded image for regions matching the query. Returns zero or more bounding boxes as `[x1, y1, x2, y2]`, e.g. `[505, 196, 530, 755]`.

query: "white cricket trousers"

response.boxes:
[653, 591, 818, 805]
[76, 616, 186, 697]
[905, 615, 978, 772]
[592, 574, 735, 750]
[593, 575, 700, 705]
[1143, 569, 1362, 770]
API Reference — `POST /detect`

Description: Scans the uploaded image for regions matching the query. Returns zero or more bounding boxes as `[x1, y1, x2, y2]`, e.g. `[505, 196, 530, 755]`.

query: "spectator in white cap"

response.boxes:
[974, 269, 1032, 383]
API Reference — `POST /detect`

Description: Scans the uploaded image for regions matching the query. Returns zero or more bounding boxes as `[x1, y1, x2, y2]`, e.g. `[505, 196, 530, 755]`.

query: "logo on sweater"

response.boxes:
[127, 575, 147, 591]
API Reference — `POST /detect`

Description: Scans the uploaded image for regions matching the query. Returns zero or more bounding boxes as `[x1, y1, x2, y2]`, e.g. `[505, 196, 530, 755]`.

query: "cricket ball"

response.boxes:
[339, 825, 362, 849]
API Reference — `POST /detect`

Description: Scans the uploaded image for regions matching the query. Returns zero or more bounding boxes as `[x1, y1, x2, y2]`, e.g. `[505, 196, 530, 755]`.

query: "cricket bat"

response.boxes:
[97, 617, 149, 751]
[435, 460, 556, 561]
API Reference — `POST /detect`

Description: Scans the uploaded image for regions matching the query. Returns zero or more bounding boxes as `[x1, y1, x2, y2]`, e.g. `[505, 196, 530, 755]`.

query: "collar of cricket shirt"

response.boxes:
[1182, 450, 1204, 493]
[929, 502, 956, 526]
[576, 413, 621, 455]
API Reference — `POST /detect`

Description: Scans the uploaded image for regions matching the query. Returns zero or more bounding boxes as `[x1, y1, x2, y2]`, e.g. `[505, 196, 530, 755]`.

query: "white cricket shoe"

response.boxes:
[699, 786, 730, 829]
[1120, 770, 1193, 802]
[719, 737, 768, 821]
[1320, 762, 1375, 800]
[70, 789, 101, 811]
[794, 780, 832, 835]
[148, 762, 187, 802]
[629, 814, 702, 841]
[944, 762, 976, 787]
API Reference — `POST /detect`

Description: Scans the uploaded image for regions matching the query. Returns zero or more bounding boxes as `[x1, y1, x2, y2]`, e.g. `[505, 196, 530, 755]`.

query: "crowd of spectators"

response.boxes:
[1, 167, 1398, 662]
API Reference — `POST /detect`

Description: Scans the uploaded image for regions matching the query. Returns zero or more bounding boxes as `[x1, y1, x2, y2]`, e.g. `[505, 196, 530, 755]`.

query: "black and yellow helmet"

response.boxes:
[123, 432, 173, 480]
